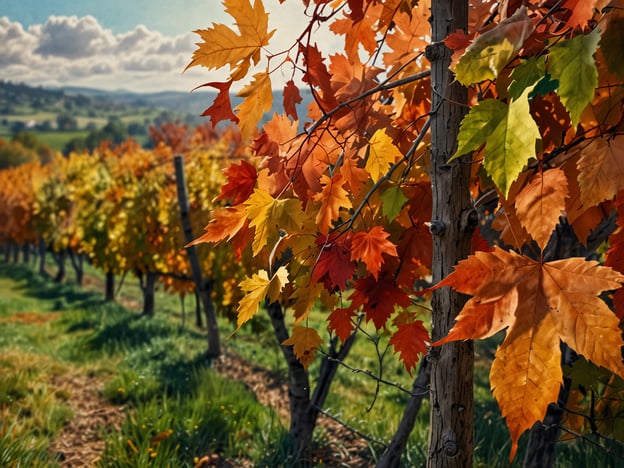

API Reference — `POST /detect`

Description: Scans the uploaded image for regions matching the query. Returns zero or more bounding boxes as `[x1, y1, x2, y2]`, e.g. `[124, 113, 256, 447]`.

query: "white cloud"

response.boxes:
[0, 5, 342, 94]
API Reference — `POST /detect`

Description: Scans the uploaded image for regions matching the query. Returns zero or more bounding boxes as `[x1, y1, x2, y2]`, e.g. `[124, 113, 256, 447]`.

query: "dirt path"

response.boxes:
[48, 373, 125, 467]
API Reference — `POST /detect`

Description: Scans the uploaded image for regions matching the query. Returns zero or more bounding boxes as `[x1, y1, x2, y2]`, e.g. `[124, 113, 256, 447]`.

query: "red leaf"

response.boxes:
[350, 226, 398, 280]
[389, 321, 430, 376]
[328, 306, 356, 343]
[350, 273, 411, 329]
[283, 80, 302, 121]
[194, 81, 239, 126]
[216, 160, 258, 205]
[312, 232, 355, 291]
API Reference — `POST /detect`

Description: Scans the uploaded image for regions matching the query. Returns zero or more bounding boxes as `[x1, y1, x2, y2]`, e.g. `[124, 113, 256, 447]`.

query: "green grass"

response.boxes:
[2, 258, 624, 467]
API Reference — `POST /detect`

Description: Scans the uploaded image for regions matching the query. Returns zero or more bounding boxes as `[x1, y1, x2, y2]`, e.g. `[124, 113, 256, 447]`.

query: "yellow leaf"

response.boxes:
[366, 129, 402, 182]
[235, 71, 273, 139]
[186, 0, 275, 81]
[235, 267, 288, 333]
[244, 188, 305, 256]
[282, 326, 323, 370]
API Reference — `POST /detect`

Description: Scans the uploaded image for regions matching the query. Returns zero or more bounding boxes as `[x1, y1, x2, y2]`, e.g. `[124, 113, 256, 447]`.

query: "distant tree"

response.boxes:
[56, 113, 77, 131]
[63, 137, 87, 156]
[127, 122, 145, 136]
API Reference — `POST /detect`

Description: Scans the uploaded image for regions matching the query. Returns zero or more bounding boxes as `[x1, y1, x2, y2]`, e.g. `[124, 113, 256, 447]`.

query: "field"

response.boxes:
[1, 258, 622, 467]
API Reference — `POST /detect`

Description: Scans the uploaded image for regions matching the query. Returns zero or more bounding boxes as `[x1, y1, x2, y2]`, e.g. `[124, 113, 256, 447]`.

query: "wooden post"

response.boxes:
[174, 155, 221, 358]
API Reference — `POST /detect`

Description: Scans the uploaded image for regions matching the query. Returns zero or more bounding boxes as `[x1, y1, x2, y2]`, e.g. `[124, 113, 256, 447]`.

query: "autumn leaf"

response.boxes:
[216, 160, 257, 205]
[282, 326, 323, 370]
[235, 266, 288, 333]
[313, 174, 352, 235]
[577, 136, 624, 208]
[194, 81, 239, 127]
[244, 188, 306, 256]
[328, 306, 357, 344]
[283, 80, 302, 121]
[350, 226, 398, 279]
[186, 0, 275, 81]
[235, 71, 273, 139]
[291, 281, 325, 324]
[454, 6, 535, 86]
[349, 273, 412, 329]
[434, 247, 624, 460]
[188, 205, 247, 246]
[311, 232, 355, 291]
[548, 28, 600, 127]
[389, 321, 429, 377]
[366, 129, 403, 182]
[514, 168, 568, 249]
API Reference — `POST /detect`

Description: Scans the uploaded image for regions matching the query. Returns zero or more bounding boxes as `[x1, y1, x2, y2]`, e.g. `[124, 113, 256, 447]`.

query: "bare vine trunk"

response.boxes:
[377, 356, 431, 467]
[105, 270, 115, 302]
[266, 301, 355, 463]
[174, 155, 220, 358]
[427, 1, 474, 466]
[139, 270, 157, 316]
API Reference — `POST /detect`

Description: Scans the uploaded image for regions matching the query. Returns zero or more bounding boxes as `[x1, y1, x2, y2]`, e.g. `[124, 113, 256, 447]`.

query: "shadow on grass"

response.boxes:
[0, 261, 104, 311]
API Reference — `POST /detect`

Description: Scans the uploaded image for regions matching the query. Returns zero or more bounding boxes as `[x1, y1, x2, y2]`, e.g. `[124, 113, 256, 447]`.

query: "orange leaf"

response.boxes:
[188, 205, 247, 246]
[216, 160, 257, 205]
[514, 168, 568, 250]
[434, 247, 624, 460]
[350, 226, 398, 279]
[328, 307, 356, 344]
[282, 326, 323, 370]
[389, 321, 429, 377]
[195, 81, 239, 127]
[577, 136, 624, 208]
[312, 174, 352, 235]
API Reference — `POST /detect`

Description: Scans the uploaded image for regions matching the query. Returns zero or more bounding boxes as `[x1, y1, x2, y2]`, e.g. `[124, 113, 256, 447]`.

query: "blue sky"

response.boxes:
[3, 0, 221, 36]
[0, 0, 338, 93]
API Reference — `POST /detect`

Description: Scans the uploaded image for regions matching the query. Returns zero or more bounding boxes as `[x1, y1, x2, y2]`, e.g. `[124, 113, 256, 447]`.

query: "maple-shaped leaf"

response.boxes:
[188, 205, 247, 245]
[349, 273, 412, 329]
[366, 129, 403, 182]
[452, 88, 541, 196]
[186, 0, 275, 81]
[329, 2, 380, 61]
[283, 80, 302, 121]
[245, 188, 306, 256]
[389, 321, 429, 377]
[328, 306, 357, 344]
[560, 0, 597, 29]
[282, 326, 323, 370]
[236, 266, 288, 333]
[216, 160, 257, 205]
[514, 168, 568, 249]
[577, 136, 624, 208]
[434, 247, 624, 460]
[312, 232, 355, 291]
[235, 71, 273, 139]
[454, 6, 535, 86]
[194, 81, 239, 126]
[313, 174, 352, 235]
[548, 28, 600, 127]
[291, 281, 325, 324]
[351, 226, 398, 280]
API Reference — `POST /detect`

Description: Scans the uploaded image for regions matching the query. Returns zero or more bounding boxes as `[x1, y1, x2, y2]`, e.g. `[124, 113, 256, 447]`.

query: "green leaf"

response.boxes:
[484, 88, 541, 197]
[454, 6, 535, 86]
[507, 56, 545, 100]
[450, 99, 507, 161]
[548, 29, 600, 127]
[380, 186, 408, 221]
